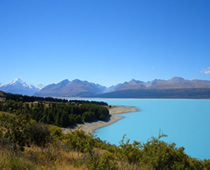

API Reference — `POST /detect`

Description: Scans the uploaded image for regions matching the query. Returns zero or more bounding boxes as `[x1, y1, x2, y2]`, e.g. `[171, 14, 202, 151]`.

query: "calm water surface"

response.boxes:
[93, 99, 210, 160]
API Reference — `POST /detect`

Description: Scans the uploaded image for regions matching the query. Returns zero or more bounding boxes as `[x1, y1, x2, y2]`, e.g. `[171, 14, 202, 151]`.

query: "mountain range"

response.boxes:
[35, 79, 106, 97]
[35, 77, 210, 98]
[1, 77, 210, 98]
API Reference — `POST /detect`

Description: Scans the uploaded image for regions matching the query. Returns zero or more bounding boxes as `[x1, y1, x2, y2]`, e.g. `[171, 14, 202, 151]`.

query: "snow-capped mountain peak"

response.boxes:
[9, 78, 24, 84]
[0, 78, 44, 96]
[8, 78, 33, 89]
[9, 78, 23, 84]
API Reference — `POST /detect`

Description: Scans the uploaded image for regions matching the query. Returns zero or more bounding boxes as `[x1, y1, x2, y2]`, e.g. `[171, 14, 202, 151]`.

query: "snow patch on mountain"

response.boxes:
[0, 78, 44, 96]
[8, 78, 33, 89]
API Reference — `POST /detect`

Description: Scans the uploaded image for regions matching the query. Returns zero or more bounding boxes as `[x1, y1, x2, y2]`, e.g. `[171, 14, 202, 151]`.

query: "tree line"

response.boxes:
[0, 99, 109, 127]
[4, 92, 108, 106]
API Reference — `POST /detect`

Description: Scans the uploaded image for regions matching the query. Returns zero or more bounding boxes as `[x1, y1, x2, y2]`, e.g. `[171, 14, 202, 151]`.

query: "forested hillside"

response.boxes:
[0, 92, 109, 127]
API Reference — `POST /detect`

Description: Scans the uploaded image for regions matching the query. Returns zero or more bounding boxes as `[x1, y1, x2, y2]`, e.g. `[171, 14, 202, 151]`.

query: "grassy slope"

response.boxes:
[1, 118, 210, 170]
[0, 143, 87, 170]
[0, 111, 86, 170]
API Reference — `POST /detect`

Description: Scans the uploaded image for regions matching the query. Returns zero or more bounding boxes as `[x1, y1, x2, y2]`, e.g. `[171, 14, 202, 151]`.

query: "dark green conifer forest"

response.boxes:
[0, 93, 109, 127]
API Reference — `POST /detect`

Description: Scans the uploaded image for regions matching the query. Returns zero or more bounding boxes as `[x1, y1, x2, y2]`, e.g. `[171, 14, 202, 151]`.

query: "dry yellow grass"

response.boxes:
[55, 162, 87, 170]
[0, 111, 9, 115]
[24, 145, 88, 169]
[0, 143, 89, 170]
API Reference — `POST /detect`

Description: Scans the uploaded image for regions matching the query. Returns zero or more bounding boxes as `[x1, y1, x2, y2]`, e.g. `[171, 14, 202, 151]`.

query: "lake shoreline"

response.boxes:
[62, 105, 138, 134]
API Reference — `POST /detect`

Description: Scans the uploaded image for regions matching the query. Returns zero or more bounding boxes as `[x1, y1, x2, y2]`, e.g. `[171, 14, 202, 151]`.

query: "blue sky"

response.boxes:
[0, 0, 210, 87]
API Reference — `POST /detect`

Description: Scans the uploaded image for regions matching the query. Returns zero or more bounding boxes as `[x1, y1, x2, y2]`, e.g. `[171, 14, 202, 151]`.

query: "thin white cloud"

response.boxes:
[201, 67, 210, 74]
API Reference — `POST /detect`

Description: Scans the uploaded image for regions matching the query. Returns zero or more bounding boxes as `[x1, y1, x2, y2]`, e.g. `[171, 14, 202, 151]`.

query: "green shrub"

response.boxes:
[0, 113, 31, 151]
[118, 135, 142, 165]
[30, 122, 51, 147]
[8, 158, 35, 170]
[64, 129, 95, 153]
[87, 152, 118, 170]
[203, 159, 210, 169]
[50, 126, 63, 140]
[141, 135, 194, 169]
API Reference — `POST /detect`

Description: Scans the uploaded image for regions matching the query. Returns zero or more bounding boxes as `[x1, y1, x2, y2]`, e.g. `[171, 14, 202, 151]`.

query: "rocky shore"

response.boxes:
[62, 105, 138, 134]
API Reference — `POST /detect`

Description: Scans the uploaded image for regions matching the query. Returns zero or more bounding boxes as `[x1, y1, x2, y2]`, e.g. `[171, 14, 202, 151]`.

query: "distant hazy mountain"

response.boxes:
[96, 88, 210, 98]
[95, 77, 210, 98]
[115, 79, 146, 91]
[145, 77, 210, 89]
[35, 79, 107, 97]
[110, 77, 210, 91]
[0, 78, 44, 96]
[105, 83, 123, 93]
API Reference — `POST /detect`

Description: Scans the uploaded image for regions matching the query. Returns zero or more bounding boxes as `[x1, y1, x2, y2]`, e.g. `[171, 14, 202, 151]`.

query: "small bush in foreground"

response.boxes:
[0, 113, 31, 151]
[64, 129, 95, 154]
[30, 122, 51, 147]
[87, 152, 118, 170]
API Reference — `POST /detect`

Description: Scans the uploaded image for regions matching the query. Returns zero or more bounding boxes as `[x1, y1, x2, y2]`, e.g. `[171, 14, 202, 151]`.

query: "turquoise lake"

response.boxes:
[92, 99, 210, 160]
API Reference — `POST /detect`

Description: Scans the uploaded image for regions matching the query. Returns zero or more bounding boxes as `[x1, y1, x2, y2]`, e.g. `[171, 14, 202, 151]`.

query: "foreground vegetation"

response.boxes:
[0, 92, 210, 169]
[1, 111, 210, 169]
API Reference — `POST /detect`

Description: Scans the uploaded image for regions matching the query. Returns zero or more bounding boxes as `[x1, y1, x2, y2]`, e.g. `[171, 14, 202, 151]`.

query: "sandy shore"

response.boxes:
[62, 105, 138, 134]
